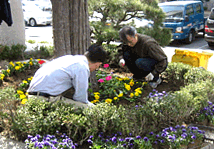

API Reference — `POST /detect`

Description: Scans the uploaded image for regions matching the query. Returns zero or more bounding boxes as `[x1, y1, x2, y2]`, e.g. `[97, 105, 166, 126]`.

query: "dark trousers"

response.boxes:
[123, 50, 159, 81]
[61, 87, 75, 99]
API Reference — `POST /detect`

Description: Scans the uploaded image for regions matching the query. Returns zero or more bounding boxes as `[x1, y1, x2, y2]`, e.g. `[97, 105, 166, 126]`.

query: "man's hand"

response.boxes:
[119, 59, 125, 67]
[145, 73, 154, 81]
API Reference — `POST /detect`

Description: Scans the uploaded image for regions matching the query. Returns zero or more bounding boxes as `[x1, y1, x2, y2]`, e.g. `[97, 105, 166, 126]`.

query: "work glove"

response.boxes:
[145, 72, 154, 81]
[119, 59, 125, 67]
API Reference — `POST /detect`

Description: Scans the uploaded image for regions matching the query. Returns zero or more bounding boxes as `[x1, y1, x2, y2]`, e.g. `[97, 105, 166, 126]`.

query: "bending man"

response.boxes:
[27, 44, 107, 108]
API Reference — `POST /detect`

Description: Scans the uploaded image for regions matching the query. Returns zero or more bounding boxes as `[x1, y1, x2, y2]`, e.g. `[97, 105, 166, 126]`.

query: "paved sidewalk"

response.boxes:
[0, 135, 25, 149]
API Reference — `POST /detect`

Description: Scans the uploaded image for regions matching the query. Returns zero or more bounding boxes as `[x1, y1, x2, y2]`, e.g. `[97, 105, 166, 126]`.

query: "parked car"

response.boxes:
[158, 1, 206, 44]
[204, 8, 214, 47]
[22, 2, 52, 27]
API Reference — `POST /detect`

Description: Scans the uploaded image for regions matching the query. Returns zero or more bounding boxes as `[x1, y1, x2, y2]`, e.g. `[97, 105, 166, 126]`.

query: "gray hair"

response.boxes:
[119, 26, 137, 43]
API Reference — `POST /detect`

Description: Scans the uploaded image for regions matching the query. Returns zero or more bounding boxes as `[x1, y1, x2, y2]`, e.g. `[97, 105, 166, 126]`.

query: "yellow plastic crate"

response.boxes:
[171, 49, 213, 69]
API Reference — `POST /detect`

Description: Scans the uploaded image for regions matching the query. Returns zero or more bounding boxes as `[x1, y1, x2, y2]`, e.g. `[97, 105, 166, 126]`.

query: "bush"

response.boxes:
[184, 67, 214, 85]
[15, 97, 82, 141]
[0, 44, 26, 61]
[24, 45, 54, 59]
[172, 80, 214, 122]
[27, 40, 36, 44]
[162, 62, 193, 86]
[0, 87, 20, 137]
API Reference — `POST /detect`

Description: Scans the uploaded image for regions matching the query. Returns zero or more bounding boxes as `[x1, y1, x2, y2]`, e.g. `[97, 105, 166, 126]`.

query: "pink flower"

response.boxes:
[98, 79, 104, 83]
[103, 64, 109, 68]
[105, 76, 112, 81]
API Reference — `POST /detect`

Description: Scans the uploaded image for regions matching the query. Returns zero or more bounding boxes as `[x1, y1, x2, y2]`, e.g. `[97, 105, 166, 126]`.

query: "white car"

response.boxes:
[22, 2, 52, 27]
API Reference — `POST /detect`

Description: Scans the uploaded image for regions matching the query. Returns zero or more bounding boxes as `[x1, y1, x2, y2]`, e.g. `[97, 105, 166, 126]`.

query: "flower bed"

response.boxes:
[0, 59, 214, 148]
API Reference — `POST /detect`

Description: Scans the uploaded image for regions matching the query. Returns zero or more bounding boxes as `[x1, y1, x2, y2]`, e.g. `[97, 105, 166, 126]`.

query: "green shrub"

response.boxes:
[124, 80, 214, 136]
[38, 41, 49, 44]
[162, 62, 192, 86]
[0, 44, 26, 61]
[172, 80, 214, 122]
[15, 97, 81, 141]
[83, 103, 128, 140]
[24, 45, 54, 59]
[184, 67, 214, 85]
[0, 87, 20, 137]
[14, 98, 129, 144]
[27, 40, 36, 44]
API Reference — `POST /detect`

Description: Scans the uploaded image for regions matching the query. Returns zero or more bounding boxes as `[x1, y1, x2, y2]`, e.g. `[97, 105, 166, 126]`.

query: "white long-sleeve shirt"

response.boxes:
[27, 55, 90, 103]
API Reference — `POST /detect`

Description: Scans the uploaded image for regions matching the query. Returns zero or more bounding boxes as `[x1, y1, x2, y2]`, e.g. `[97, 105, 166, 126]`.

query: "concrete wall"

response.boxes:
[0, 0, 25, 46]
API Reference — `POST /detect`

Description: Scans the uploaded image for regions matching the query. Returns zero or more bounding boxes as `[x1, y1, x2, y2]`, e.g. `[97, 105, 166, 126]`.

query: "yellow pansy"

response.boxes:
[29, 61, 33, 66]
[116, 77, 123, 81]
[105, 98, 112, 103]
[113, 97, 118, 100]
[94, 95, 100, 100]
[118, 93, 123, 97]
[0, 74, 5, 80]
[9, 61, 14, 67]
[23, 62, 27, 64]
[28, 77, 32, 81]
[21, 98, 28, 104]
[124, 83, 131, 91]
[129, 80, 134, 86]
[91, 100, 99, 103]
[37, 59, 41, 61]
[135, 92, 139, 96]
[6, 69, 10, 73]
[20, 94, 27, 99]
[30, 58, 33, 61]
[130, 93, 134, 98]
[17, 90, 24, 95]
[135, 88, 142, 94]
[22, 80, 28, 84]
[94, 92, 100, 95]
[15, 66, 21, 70]
[123, 77, 130, 80]
[15, 62, 22, 65]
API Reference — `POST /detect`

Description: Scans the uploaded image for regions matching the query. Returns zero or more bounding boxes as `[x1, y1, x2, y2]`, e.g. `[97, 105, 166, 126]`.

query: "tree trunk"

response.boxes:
[51, 0, 90, 56]
[50, 0, 99, 91]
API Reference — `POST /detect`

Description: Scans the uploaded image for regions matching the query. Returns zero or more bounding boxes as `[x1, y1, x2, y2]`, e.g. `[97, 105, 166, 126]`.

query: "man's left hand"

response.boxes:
[145, 73, 154, 81]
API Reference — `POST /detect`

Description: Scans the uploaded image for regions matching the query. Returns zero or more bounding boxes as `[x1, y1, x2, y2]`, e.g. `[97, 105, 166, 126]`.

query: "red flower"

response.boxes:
[38, 60, 46, 65]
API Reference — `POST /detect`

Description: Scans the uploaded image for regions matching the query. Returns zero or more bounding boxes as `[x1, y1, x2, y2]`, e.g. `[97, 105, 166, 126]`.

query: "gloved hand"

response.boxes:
[119, 59, 125, 67]
[145, 73, 154, 81]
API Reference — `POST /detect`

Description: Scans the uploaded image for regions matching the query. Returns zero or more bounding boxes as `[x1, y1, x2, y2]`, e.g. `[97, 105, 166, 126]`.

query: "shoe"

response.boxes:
[149, 78, 162, 88]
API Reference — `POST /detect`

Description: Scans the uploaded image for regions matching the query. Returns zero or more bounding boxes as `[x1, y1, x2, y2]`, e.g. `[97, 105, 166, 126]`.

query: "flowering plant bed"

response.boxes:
[0, 59, 214, 149]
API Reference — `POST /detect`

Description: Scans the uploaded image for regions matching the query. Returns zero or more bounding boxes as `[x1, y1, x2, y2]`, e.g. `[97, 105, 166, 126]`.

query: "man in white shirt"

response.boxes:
[27, 44, 107, 108]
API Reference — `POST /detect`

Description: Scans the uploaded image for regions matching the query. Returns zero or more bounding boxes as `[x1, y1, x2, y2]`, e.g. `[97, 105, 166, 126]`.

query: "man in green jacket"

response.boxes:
[118, 26, 168, 88]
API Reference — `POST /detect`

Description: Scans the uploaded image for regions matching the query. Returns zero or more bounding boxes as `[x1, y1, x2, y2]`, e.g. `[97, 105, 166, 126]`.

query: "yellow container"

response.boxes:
[171, 49, 213, 69]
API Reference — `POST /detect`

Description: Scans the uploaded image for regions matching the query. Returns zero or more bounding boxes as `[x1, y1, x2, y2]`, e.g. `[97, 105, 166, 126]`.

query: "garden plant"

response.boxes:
[0, 45, 214, 148]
